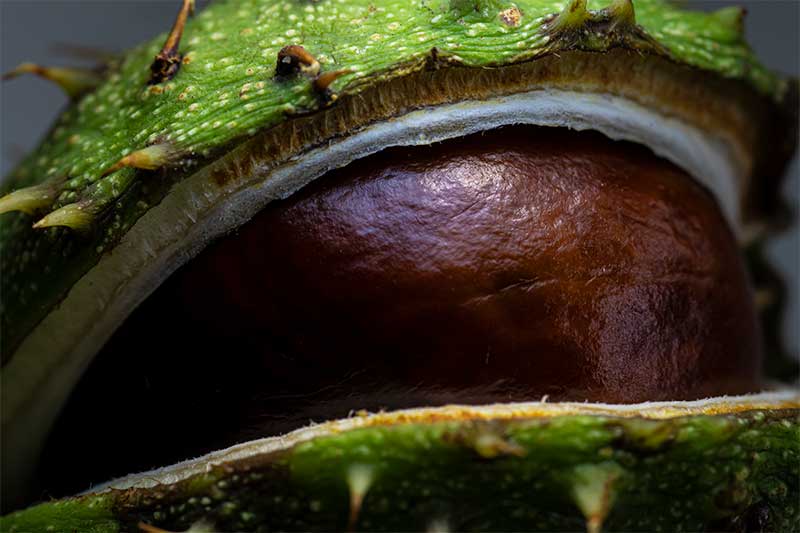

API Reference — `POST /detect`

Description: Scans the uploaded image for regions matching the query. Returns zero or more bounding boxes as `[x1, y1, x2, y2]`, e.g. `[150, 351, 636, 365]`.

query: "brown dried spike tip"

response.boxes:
[313, 69, 352, 104]
[2, 63, 103, 100]
[276, 45, 321, 78]
[149, 0, 195, 85]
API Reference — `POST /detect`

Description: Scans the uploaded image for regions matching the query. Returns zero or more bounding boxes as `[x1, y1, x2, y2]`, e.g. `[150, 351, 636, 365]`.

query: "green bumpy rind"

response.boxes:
[2, 409, 798, 532]
[0, 0, 789, 359]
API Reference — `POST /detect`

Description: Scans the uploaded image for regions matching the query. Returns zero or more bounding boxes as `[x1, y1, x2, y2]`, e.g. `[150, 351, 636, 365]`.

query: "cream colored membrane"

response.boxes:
[1, 89, 748, 493]
[92, 390, 798, 493]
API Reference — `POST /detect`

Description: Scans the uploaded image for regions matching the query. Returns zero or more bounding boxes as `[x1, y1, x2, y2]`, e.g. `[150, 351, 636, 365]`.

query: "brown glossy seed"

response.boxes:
[38, 126, 762, 497]
[180, 125, 761, 405]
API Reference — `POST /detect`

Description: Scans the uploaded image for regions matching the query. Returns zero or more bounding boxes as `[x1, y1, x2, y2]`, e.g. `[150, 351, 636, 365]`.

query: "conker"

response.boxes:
[187, 125, 760, 404]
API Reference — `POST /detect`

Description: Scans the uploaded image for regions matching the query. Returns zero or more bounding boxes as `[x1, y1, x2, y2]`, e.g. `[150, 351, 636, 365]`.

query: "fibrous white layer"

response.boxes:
[2, 89, 748, 494]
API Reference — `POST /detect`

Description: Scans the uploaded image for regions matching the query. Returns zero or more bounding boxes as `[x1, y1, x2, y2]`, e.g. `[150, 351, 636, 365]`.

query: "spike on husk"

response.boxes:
[101, 143, 181, 177]
[313, 69, 352, 104]
[276, 45, 321, 78]
[568, 462, 624, 533]
[32, 202, 94, 231]
[2, 63, 102, 100]
[472, 431, 526, 458]
[346, 463, 375, 531]
[606, 0, 636, 27]
[546, 0, 589, 32]
[149, 0, 195, 85]
[447, 422, 527, 458]
[712, 6, 747, 35]
[0, 179, 62, 216]
[541, 0, 665, 54]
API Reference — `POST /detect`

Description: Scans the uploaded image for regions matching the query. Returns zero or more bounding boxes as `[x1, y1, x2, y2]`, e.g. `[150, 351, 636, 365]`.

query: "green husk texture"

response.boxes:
[3, 409, 798, 532]
[0, 0, 789, 360]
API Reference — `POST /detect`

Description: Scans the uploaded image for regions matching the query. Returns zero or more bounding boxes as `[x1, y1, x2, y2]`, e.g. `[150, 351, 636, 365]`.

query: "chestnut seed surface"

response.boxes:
[184, 125, 761, 403]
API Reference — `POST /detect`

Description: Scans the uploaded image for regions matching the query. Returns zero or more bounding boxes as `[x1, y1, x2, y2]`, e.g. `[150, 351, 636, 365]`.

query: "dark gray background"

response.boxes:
[1, 0, 798, 360]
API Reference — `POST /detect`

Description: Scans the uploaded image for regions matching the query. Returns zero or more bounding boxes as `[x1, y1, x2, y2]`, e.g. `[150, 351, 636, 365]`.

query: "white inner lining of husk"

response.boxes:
[2, 89, 747, 492]
[91, 390, 797, 493]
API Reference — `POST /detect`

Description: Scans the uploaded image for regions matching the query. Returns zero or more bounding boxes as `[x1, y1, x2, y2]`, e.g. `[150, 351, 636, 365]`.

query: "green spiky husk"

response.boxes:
[3, 408, 798, 532]
[1, 4, 797, 528]
[0, 0, 793, 360]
